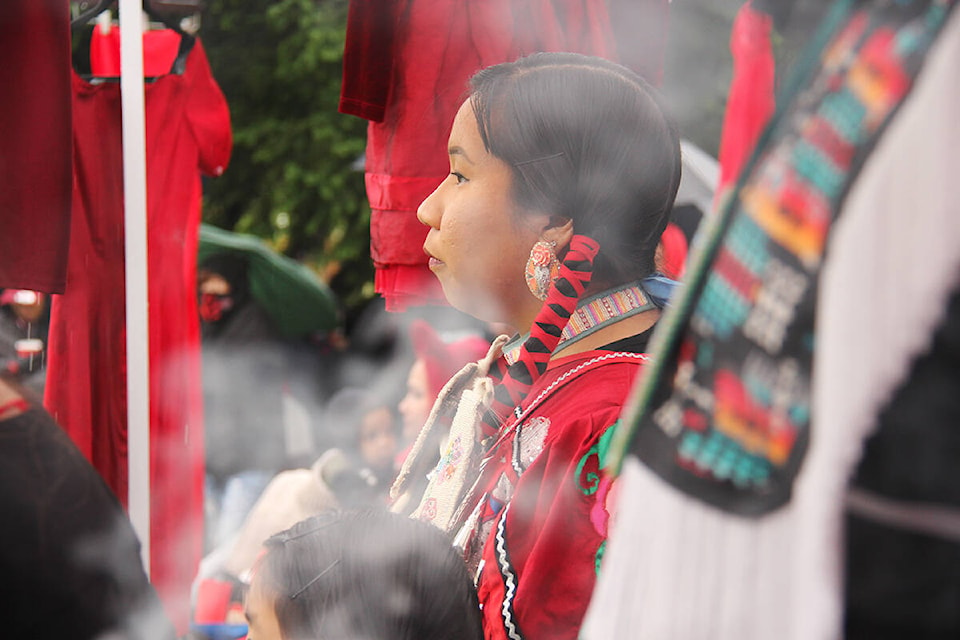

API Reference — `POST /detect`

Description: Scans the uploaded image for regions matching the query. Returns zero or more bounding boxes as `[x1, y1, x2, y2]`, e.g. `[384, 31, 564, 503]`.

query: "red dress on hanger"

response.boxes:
[45, 35, 231, 633]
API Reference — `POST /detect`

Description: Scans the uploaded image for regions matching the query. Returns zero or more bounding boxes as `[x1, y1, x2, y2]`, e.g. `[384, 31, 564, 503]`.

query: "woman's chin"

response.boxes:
[438, 276, 504, 322]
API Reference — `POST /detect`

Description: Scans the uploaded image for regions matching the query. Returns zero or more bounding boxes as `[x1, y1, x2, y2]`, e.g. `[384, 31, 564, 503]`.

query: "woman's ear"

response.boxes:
[540, 216, 574, 251]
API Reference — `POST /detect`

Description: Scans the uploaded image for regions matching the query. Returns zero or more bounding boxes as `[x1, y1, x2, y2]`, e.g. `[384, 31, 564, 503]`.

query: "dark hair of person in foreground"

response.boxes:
[246, 509, 483, 640]
[0, 371, 175, 640]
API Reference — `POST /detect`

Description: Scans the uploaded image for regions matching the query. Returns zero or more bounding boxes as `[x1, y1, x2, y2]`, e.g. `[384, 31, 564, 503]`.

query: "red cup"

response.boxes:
[194, 578, 235, 624]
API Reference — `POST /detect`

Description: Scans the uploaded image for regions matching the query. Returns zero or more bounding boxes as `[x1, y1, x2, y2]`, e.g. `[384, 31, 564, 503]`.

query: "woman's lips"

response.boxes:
[424, 241, 444, 269]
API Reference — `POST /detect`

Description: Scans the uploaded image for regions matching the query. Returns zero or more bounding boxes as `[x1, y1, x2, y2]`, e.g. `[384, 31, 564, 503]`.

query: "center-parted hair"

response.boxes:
[469, 52, 682, 285]
[259, 510, 484, 640]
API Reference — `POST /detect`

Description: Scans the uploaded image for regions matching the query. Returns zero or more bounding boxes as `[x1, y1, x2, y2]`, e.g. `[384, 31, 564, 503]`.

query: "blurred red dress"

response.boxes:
[45, 34, 231, 633]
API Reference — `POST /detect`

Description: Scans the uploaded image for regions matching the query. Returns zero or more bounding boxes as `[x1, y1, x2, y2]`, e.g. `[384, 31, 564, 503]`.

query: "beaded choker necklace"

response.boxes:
[502, 280, 659, 365]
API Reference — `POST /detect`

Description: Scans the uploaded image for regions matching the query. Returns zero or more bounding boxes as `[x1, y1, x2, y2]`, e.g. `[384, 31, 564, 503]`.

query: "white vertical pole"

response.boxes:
[119, 0, 151, 574]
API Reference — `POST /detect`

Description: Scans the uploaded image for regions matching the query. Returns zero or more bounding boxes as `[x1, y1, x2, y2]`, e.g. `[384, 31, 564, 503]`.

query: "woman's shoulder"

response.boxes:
[542, 349, 649, 396]
[530, 350, 648, 435]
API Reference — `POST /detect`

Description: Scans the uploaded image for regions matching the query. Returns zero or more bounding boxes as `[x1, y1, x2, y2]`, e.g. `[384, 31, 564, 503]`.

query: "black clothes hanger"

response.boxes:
[71, 0, 199, 82]
[71, 0, 115, 29]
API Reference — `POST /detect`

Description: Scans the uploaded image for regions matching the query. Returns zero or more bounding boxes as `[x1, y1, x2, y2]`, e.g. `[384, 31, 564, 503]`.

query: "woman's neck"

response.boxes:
[552, 307, 659, 359]
[503, 279, 662, 363]
[509, 299, 550, 338]
[508, 278, 620, 334]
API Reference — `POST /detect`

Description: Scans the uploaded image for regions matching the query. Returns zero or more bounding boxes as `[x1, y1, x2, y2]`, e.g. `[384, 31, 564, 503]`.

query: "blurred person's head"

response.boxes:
[246, 510, 484, 640]
[417, 52, 681, 330]
[197, 253, 250, 326]
[358, 403, 398, 475]
[323, 388, 398, 478]
[398, 358, 431, 443]
[398, 320, 489, 443]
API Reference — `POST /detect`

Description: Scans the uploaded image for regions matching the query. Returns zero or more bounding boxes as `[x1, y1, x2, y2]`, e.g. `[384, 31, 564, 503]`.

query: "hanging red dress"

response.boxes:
[45, 36, 232, 634]
[0, 0, 72, 293]
[341, 0, 669, 311]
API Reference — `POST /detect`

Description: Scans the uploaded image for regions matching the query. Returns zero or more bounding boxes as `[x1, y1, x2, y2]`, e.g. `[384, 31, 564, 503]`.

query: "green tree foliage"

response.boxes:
[200, 0, 373, 314]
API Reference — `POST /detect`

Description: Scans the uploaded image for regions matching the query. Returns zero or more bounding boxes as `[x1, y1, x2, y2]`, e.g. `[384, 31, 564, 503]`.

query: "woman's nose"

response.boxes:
[417, 183, 443, 229]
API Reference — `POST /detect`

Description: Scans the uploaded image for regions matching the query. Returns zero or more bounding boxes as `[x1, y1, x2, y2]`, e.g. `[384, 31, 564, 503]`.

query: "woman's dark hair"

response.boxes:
[469, 52, 682, 284]
[259, 510, 484, 640]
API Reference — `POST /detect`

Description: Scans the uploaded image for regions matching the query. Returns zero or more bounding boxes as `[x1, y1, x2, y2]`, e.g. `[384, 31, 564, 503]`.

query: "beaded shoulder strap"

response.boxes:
[480, 235, 600, 436]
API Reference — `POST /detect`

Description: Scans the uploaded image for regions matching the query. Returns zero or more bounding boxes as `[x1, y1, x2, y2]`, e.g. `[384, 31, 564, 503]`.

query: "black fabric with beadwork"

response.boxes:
[618, 0, 958, 516]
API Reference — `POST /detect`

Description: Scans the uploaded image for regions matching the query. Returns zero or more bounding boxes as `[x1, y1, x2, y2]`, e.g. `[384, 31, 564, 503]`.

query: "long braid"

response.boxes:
[480, 235, 600, 436]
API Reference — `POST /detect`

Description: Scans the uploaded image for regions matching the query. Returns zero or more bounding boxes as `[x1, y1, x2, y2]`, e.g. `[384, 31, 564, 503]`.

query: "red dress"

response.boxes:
[45, 38, 231, 633]
[472, 350, 649, 640]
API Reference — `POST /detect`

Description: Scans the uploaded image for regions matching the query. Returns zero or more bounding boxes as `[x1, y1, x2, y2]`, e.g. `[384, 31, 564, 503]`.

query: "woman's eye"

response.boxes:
[450, 171, 467, 184]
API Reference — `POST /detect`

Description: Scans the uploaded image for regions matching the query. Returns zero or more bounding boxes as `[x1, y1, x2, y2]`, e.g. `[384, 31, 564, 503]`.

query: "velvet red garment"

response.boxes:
[716, 0, 776, 195]
[339, 0, 395, 122]
[0, 0, 72, 293]
[472, 351, 648, 640]
[342, 0, 673, 310]
[45, 38, 231, 634]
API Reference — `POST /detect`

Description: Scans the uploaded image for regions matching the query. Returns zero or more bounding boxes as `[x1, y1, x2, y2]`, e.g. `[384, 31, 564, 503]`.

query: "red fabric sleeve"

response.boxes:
[717, 0, 776, 194]
[181, 40, 233, 176]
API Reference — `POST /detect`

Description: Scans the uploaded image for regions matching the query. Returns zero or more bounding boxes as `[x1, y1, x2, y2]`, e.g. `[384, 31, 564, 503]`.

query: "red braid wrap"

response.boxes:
[481, 235, 600, 436]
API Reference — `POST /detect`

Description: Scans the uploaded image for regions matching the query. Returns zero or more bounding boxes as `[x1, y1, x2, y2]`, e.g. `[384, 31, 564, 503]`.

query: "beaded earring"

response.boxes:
[524, 240, 559, 301]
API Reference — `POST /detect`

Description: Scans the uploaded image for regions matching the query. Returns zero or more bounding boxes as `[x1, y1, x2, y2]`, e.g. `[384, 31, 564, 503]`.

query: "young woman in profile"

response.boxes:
[415, 52, 681, 640]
